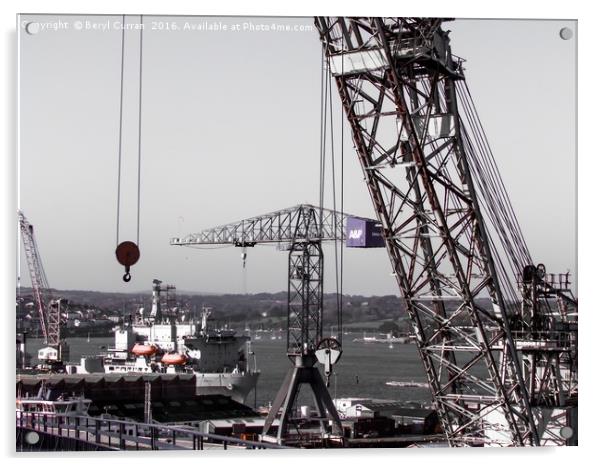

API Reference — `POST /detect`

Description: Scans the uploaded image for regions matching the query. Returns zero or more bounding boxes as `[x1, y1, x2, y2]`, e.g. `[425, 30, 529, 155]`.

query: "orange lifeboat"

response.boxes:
[161, 352, 187, 365]
[131, 343, 157, 357]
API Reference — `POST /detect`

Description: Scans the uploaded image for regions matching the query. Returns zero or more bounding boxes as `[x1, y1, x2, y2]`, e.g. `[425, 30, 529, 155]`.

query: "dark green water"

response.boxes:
[23, 335, 432, 407]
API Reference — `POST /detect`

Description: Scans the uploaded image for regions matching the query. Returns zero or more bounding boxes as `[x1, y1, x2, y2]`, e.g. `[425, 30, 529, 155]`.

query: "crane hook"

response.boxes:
[241, 246, 247, 269]
[116, 241, 140, 283]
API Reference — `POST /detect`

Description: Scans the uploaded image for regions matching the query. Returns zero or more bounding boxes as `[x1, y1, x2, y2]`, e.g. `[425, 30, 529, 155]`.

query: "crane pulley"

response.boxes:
[115, 240, 140, 282]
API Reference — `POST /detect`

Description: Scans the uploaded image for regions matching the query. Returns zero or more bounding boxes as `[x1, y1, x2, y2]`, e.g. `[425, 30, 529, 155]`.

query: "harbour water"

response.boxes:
[22, 335, 432, 408]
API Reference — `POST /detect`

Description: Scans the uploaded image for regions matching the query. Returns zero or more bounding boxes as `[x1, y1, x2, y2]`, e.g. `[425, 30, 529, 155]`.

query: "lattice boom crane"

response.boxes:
[171, 204, 384, 442]
[315, 17, 577, 447]
[18, 210, 68, 364]
[171, 204, 383, 248]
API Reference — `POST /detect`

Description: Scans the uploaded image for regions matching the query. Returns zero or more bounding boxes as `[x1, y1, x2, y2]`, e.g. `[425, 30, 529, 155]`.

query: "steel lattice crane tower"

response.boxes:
[172, 204, 384, 442]
[315, 17, 577, 446]
[18, 210, 68, 365]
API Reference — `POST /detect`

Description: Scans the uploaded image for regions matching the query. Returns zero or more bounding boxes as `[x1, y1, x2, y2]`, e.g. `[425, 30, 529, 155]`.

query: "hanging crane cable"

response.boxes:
[338, 52, 344, 344]
[319, 50, 344, 346]
[318, 51, 326, 236]
[115, 15, 125, 249]
[115, 14, 144, 282]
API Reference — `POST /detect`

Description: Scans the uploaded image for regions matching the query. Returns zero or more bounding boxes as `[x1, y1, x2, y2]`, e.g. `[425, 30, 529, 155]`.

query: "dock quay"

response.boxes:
[16, 372, 450, 450]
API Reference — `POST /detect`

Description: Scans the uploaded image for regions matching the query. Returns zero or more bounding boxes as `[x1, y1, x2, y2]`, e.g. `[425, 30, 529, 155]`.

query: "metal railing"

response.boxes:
[511, 329, 577, 347]
[17, 412, 287, 451]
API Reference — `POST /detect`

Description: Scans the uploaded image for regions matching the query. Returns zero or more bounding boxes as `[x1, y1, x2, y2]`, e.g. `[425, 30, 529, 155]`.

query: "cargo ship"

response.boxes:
[66, 280, 259, 404]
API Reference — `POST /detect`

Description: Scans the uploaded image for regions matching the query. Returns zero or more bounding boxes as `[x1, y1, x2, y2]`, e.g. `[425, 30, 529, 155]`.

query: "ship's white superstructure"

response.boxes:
[67, 280, 259, 404]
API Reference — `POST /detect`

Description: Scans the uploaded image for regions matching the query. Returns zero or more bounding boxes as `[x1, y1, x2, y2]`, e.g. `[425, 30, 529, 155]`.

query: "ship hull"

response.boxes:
[69, 359, 260, 404]
[194, 371, 260, 404]
[91, 369, 260, 404]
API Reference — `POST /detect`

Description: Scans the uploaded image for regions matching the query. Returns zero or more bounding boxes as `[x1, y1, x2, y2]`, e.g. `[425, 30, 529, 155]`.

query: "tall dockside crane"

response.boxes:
[172, 204, 384, 442]
[315, 17, 577, 446]
[18, 210, 69, 367]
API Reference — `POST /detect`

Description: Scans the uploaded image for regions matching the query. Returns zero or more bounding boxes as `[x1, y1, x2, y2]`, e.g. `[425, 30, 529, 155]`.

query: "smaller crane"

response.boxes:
[172, 204, 385, 444]
[18, 210, 69, 369]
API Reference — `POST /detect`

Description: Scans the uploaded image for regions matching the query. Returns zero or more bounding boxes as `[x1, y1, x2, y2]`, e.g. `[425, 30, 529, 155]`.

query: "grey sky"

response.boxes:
[18, 15, 576, 296]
